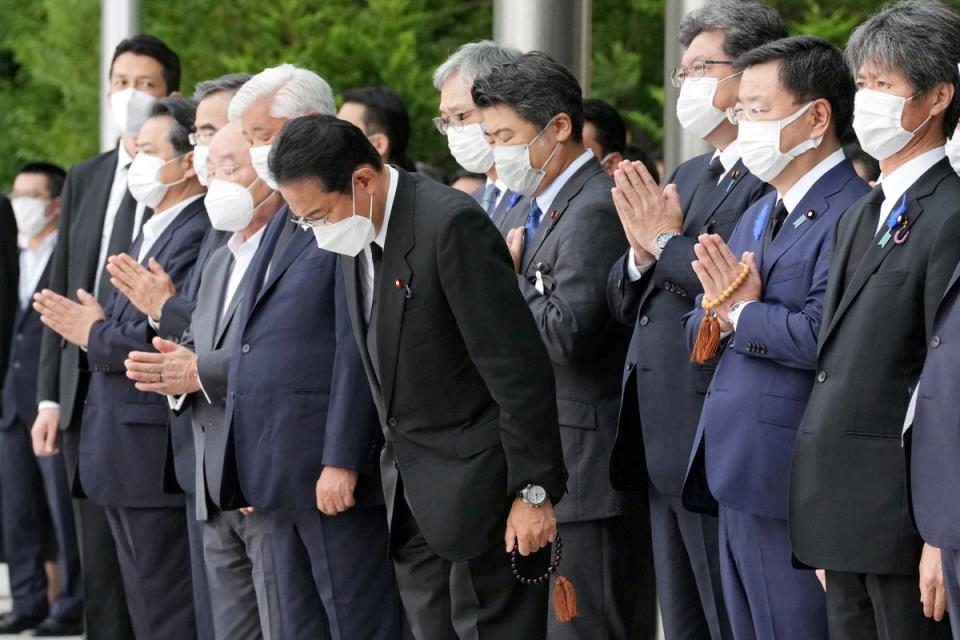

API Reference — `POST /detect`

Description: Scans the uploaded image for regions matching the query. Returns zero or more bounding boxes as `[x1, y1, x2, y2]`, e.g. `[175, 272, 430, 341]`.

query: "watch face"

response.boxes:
[526, 484, 547, 505]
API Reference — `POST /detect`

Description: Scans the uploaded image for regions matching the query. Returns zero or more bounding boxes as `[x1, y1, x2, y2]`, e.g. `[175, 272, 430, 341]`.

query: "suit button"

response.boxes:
[639, 315, 649, 326]
[932, 335, 942, 349]
[241, 344, 250, 353]
[816, 371, 827, 383]
[12, 361, 20, 370]
[677, 288, 687, 297]
[387, 417, 398, 428]
[728, 339, 735, 349]
[759, 346, 767, 354]
[15, 333, 22, 341]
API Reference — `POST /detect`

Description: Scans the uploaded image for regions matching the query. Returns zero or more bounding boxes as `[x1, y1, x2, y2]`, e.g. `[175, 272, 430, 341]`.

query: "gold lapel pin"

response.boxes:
[549, 210, 559, 220]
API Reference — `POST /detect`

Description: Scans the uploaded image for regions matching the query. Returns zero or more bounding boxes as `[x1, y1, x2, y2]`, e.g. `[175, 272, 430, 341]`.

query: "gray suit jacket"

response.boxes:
[183, 243, 249, 520]
[500, 155, 630, 523]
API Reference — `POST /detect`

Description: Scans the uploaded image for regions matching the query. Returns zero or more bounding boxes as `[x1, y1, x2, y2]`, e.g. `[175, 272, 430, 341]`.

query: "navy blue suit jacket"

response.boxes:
[78, 197, 210, 507]
[608, 153, 772, 497]
[682, 159, 868, 520]
[222, 208, 382, 511]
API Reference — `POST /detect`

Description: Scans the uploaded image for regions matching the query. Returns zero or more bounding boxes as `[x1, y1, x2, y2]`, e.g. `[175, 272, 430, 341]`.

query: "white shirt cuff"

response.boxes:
[626, 248, 656, 282]
[903, 384, 919, 439]
[196, 368, 212, 404]
[148, 315, 161, 332]
[37, 401, 60, 411]
[728, 300, 756, 332]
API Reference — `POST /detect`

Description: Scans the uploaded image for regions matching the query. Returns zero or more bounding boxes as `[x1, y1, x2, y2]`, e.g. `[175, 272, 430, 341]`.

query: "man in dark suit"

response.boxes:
[0, 196, 16, 401]
[471, 52, 641, 639]
[123, 121, 286, 640]
[30, 34, 181, 640]
[606, 3, 783, 638]
[0, 164, 84, 636]
[789, 3, 960, 638]
[270, 114, 567, 640]
[679, 37, 868, 639]
[34, 98, 209, 639]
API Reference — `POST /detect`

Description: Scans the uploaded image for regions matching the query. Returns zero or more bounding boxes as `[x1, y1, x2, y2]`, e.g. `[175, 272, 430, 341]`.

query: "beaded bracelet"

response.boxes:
[691, 261, 750, 364]
[511, 535, 578, 623]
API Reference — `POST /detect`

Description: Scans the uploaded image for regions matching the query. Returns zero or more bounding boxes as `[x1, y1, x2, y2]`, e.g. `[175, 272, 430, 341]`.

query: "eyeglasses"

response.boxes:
[289, 193, 343, 230]
[669, 60, 734, 88]
[188, 129, 217, 146]
[432, 109, 479, 135]
[724, 105, 773, 125]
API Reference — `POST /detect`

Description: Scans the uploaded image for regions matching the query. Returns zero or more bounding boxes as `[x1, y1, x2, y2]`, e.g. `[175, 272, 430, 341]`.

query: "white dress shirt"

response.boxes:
[94, 143, 147, 297]
[136, 195, 203, 264]
[362, 166, 399, 322]
[18, 232, 57, 309]
[222, 227, 265, 319]
[875, 146, 946, 234]
[484, 176, 510, 209]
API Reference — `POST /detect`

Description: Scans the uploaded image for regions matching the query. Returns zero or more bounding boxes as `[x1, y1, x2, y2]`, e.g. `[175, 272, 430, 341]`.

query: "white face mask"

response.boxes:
[192, 144, 210, 187]
[11, 197, 53, 237]
[446, 123, 495, 173]
[110, 88, 157, 137]
[853, 89, 930, 161]
[205, 177, 267, 232]
[249, 144, 279, 191]
[946, 134, 960, 176]
[492, 121, 561, 196]
[676, 76, 728, 139]
[738, 102, 822, 183]
[309, 176, 376, 256]
[128, 152, 186, 208]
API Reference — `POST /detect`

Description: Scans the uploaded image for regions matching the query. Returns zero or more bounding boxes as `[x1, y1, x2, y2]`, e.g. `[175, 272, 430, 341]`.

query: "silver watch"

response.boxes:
[519, 484, 548, 508]
[653, 232, 680, 260]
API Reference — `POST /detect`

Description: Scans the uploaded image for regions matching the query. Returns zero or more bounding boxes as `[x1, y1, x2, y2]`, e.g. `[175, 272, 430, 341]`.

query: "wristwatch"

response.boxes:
[519, 483, 548, 508]
[653, 232, 680, 260]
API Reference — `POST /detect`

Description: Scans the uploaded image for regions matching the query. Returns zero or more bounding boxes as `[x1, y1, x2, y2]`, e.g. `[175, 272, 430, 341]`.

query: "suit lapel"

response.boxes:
[77, 150, 121, 288]
[682, 159, 749, 235]
[214, 278, 245, 349]
[376, 171, 416, 413]
[253, 225, 313, 308]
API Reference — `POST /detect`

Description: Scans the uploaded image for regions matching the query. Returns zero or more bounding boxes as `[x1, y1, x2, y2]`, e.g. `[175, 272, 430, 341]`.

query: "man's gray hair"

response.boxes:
[227, 64, 335, 123]
[678, 0, 788, 60]
[846, 0, 960, 136]
[432, 40, 522, 91]
[193, 73, 252, 102]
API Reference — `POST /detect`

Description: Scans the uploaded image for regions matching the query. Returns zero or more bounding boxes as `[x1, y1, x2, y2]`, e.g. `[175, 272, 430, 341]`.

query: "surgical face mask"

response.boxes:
[309, 176, 376, 256]
[853, 89, 930, 161]
[128, 152, 187, 208]
[249, 144, 279, 190]
[492, 122, 561, 196]
[110, 88, 157, 137]
[946, 134, 960, 176]
[204, 177, 267, 232]
[738, 102, 822, 183]
[676, 74, 739, 140]
[11, 197, 53, 237]
[192, 144, 210, 186]
[446, 123, 495, 173]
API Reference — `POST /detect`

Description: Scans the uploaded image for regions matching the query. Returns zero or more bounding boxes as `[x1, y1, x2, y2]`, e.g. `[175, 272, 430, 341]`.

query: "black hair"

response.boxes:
[17, 162, 66, 198]
[472, 51, 584, 142]
[342, 86, 415, 172]
[269, 114, 383, 193]
[110, 34, 181, 93]
[735, 35, 855, 140]
[583, 98, 627, 156]
[149, 97, 197, 155]
[679, 0, 788, 59]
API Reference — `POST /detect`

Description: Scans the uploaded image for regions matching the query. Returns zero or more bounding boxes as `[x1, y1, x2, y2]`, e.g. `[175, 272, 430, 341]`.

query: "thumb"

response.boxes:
[742, 251, 759, 271]
[76, 289, 97, 306]
[663, 183, 681, 207]
[148, 258, 167, 276]
[152, 336, 178, 353]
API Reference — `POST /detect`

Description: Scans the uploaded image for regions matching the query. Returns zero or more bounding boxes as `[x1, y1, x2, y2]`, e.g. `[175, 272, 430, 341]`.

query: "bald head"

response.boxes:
[208, 121, 258, 187]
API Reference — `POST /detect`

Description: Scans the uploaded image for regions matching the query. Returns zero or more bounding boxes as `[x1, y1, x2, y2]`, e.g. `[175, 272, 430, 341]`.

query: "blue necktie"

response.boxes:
[523, 200, 542, 259]
[482, 183, 500, 217]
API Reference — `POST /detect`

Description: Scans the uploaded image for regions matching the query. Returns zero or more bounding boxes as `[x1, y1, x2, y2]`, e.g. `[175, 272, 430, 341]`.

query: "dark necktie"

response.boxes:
[686, 155, 725, 227]
[523, 200, 542, 261]
[842, 184, 886, 292]
[98, 187, 138, 306]
[481, 183, 500, 217]
[366, 242, 383, 383]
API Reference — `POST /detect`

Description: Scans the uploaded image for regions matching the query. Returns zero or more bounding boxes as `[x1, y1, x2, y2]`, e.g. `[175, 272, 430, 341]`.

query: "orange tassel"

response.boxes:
[691, 314, 722, 364]
[553, 575, 578, 623]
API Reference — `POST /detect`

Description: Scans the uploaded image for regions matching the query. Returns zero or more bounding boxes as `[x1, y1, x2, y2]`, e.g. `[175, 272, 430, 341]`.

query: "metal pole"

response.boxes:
[100, 0, 141, 152]
[663, 0, 708, 176]
[493, 0, 591, 91]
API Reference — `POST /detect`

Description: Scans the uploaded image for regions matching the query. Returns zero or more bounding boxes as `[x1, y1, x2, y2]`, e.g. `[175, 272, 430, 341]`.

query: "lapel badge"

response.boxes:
[794, 209, 815, 229]
[549, 210, 559, 220]
[731, 169, 741, 180]
[394, 278, 412, 299]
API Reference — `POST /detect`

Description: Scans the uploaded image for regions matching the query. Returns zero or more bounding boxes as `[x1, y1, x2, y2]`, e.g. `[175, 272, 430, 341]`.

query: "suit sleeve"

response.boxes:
[438, 207, 566, 501]
[156, 296, 195, 341]
[923, 210, 960, 340]
[518, 196, 628, 364]
[321, 262, 379, 474]
[606, 250, 648, 327]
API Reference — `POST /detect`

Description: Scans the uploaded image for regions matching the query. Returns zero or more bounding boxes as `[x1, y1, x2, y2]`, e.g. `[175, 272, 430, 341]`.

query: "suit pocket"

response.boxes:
[768, 261, 807, 286]
[758, 393, 808, 429]
[454, 417, 501, 458]
[691, 366, 715, 395]
[558, 398, 597, 430]
[864, 270, 908, 289]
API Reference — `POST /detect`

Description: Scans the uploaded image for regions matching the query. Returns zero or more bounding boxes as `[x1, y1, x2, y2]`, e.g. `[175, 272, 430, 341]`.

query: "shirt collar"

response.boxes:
[535, 149, 595, 215]
[17, 230, 57, 254]
[227, 225, 266, 259]
[712, 140, 741, 175]
[878, 145, 947, 205]
[374, 165, 399, 250]
[116, 142, 134, 174]
[779, 148, 846, 213]
[485, 176, 509, 196]
[142, 194, 203, 244]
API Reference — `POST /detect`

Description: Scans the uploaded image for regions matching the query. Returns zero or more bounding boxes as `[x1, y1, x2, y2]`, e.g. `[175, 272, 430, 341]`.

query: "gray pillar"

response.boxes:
[99, 0, 141, 152]
[493, 0, 591, 93]
[663, 0, 708, 175]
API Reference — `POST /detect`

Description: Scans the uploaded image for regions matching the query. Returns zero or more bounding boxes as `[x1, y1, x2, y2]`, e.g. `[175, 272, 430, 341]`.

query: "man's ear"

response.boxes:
[553, 113, 574, 143]
[49, 196, 62, 217]
[369, 132, 390, 160]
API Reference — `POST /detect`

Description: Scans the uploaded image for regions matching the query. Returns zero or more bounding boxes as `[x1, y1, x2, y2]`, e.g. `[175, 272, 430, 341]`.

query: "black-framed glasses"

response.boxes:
[669, 60, 734, 88]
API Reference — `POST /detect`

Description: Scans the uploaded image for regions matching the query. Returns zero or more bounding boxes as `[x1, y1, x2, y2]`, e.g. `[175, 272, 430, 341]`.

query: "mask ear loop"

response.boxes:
[158, 152, 190, 188]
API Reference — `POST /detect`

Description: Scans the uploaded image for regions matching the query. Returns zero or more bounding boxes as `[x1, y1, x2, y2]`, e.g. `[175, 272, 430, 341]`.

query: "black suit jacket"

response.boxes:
[341, 168, 566, 562]
[790, 157, 960, 575]
[607, 153, 771, 497]
[0, 196, 18, 397]
[37, 148, 121, 427]
[499, 156, 630, 523]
